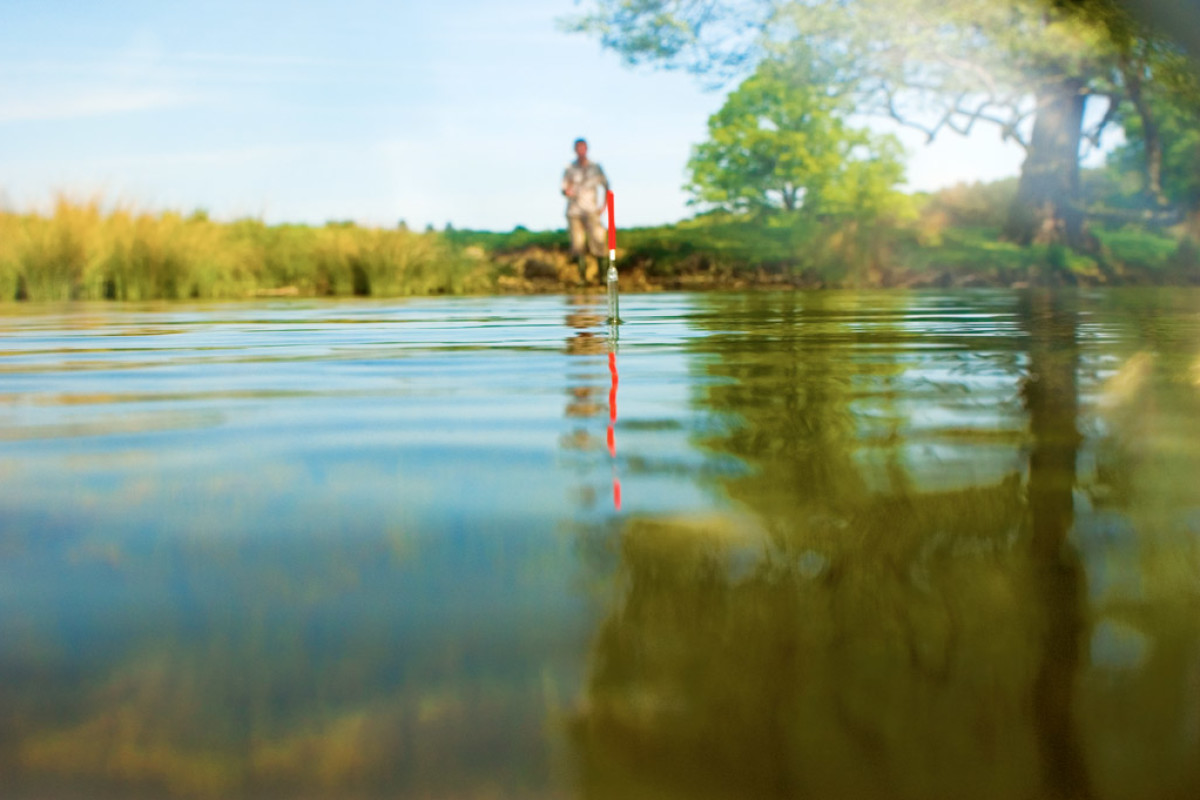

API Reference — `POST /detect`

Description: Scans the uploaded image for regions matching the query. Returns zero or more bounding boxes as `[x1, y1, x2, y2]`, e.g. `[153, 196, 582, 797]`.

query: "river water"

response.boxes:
[1, 290, 1198, 799]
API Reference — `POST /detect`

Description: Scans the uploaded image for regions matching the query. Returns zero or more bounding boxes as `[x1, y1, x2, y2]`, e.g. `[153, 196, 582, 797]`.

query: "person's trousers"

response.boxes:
[568, 212, 607, 258]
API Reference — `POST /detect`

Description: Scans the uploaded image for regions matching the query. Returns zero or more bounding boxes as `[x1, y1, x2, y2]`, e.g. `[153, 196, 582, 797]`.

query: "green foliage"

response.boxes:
[895, 224, 1046, 276]
[920, 180, 1020, 230]
[1107, 59, 1200, 210]
[444, 225, 564, 253]
[622, 213, 823, 275]
[686, 57, 910, 222]
[1081, 166, 1144, 211]
[894, 217, 1190, 282]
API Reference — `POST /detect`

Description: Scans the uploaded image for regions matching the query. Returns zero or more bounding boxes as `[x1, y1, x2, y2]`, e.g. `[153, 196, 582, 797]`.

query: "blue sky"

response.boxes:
[0, 0, 1109, 231]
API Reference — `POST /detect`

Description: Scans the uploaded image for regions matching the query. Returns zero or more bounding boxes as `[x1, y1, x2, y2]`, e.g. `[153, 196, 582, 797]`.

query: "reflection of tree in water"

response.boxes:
[686, 292, 926, 530]
[695, 293, 869, 513]
[572, 290, 1118, 799]
[1021, 291, 1092, 800]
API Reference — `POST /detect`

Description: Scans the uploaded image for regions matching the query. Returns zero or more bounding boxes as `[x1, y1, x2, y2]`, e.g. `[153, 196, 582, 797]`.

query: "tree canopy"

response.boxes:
[686, 56, 907, 218]
[1107, 43, 1200, 214]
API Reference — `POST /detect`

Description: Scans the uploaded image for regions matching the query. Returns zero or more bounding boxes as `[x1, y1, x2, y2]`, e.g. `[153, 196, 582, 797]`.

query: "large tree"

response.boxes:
[687, 56, 907, 217]
[566, 0, 1196, 250]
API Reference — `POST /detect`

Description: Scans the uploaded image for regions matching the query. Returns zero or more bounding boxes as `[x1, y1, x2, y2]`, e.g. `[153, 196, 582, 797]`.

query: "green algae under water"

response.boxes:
[1, 289, 1199, 799]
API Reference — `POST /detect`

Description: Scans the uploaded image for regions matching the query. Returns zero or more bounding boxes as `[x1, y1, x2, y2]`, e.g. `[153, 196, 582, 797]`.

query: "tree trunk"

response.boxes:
[1003, 76, 1091, 251]
[1123, 57, 1167, 205]
[781, 185, 796, 211]
[1187, 208, 1200, 241]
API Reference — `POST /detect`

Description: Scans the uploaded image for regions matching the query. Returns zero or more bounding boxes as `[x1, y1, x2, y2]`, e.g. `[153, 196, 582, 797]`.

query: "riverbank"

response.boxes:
[3, 198, 1197, 302]
[463, 215, 1200, 292]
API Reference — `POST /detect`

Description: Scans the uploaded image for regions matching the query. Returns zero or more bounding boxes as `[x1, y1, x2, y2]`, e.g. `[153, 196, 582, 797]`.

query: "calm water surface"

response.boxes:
[1, 290, 1199, 799]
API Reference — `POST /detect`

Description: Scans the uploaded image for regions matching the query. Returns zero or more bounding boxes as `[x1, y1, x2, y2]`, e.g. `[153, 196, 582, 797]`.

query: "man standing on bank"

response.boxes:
[561, 138, 610, 284]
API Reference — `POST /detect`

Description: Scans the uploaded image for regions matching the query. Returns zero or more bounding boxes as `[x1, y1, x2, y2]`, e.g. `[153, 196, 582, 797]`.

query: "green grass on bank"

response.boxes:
[895, 223, 1194, 283]
[452, 214, 828, 274]
[1092, 226, 1185, 270]
[452, 213, 883, 284]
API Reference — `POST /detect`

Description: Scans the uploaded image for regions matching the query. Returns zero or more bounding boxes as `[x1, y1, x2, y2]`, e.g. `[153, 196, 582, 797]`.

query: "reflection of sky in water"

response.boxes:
[0, 296, 724, 532]
[0, 295, 733, 796]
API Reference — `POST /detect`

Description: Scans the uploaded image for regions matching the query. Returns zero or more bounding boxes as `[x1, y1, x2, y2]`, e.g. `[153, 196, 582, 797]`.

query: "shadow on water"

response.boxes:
[571, 290, 1200, 800]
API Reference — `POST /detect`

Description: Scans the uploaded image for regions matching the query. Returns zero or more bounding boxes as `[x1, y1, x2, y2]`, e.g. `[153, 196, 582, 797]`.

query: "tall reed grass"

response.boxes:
[0, 198, 495, 302]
